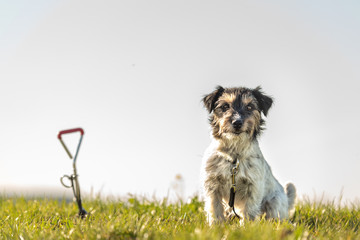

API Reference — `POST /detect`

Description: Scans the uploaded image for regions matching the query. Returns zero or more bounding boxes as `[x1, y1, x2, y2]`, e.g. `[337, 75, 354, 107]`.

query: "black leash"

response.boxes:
[228, 158, 241, 221]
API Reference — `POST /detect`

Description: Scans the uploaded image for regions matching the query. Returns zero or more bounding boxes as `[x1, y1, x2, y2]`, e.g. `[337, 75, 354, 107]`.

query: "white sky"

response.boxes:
[1, 0, 360, 201]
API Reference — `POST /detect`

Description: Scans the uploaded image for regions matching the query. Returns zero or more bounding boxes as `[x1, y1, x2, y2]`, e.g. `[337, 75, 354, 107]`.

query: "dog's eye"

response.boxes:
[221, 104, 229, 112]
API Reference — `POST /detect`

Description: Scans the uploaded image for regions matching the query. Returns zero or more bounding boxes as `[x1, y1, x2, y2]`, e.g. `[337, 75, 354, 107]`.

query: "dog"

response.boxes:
[201, 86, 296, 225]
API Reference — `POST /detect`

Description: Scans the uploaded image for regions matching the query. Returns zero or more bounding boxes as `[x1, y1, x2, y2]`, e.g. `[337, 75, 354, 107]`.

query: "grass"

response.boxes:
[1, 195, 360, 239]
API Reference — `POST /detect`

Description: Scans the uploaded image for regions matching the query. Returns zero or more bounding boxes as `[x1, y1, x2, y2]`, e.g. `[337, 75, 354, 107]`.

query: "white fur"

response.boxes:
[201, 134, 296, 225]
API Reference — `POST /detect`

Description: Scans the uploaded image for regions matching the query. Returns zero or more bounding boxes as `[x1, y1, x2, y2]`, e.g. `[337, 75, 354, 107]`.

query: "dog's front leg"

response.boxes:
[244, 204, 260, 221]
[243, 196, 262, 221]
[205, 190, 225, 225]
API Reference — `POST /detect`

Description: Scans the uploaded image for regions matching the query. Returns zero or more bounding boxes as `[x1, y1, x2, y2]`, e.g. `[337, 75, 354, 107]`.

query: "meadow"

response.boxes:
[1, 195, 360, 239]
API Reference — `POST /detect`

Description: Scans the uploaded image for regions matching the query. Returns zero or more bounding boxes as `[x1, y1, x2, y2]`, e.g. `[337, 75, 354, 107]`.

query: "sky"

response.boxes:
[1, 0, 360, 202]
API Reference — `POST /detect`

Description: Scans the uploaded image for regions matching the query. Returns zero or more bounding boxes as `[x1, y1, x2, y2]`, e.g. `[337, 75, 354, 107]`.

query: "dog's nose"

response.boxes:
[232, 119, 243, 129]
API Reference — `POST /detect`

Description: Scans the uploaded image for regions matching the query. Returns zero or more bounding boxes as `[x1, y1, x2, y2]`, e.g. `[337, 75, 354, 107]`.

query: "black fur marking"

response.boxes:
[252, 86, 273, 116]
[237, 178, 253, 199]
[203, 86, 225, 113]
[261, 200, 271, 214]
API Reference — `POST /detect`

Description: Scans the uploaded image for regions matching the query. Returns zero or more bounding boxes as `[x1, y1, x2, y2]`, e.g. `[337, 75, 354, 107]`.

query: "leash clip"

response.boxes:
[231, 158, 240, 175]
[230, 158, 239, 192]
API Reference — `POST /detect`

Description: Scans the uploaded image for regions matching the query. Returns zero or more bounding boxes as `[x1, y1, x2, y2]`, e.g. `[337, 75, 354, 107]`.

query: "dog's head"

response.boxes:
[203, 86, 273, 140]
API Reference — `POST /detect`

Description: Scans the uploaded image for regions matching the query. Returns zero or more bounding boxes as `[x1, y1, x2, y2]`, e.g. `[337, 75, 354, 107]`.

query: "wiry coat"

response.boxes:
[201, 86, 296, 225]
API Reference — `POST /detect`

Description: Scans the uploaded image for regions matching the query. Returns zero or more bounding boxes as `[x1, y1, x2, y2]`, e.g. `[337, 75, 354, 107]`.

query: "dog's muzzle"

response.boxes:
[232, 119, 243, 131]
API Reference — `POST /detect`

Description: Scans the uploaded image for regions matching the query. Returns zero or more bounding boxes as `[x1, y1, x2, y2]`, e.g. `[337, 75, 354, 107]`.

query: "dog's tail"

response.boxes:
[285, 183, 296, 211]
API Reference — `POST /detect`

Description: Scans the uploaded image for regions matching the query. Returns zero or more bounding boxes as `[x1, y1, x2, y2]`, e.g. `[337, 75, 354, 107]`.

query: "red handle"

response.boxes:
[57, 128, 84, 140]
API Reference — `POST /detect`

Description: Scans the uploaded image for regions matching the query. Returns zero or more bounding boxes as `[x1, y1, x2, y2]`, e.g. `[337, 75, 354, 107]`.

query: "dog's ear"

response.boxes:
[203, 86, 225, 113]
[252, 86, 273, 116]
